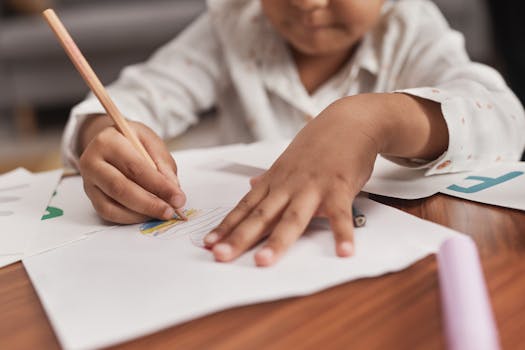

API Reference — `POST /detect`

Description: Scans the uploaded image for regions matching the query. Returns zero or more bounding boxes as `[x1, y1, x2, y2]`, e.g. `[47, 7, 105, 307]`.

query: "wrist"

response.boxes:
[328, 93, 447, 160]
[325, 93, 397, 155]
[381, 93, 448, 160]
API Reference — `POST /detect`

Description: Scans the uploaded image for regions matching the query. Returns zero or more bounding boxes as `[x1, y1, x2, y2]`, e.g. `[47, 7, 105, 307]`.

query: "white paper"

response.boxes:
[0, 168, 62, 257]
[441, 162, 525, 210]
[0, 254, 22, 268]
[24, 148, 461, 350]
[25, 176, 116, 256]
[222, 140, 288, 170]
[365, 156, 465, 199]
[223, 140, 466, 199]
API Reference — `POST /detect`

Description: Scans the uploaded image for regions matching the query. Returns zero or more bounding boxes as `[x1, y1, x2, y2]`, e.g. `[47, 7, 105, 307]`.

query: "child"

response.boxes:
[63, 0, 525, 267]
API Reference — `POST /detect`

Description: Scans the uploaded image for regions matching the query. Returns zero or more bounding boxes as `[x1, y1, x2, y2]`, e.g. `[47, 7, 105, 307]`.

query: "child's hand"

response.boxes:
[204, 98, 382, 266]
[78, 115, 186, 224]
[204, 93, 447, 267]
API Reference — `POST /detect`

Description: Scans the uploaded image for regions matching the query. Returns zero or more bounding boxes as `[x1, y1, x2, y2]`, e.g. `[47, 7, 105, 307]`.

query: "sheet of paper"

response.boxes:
[24, 147, 461, 350]
[0, 168, 62, 257]
[223, 140, 466, 199]
[0, 254, 22, 268]
[25, 176, 116, 256]
[2, 144, 248, 268]
[364, 156, 466, 199]
[440, 162, 525, 210]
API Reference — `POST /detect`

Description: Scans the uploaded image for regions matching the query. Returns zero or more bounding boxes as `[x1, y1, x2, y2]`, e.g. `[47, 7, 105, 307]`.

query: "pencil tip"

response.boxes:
[176, 209, 188, 221]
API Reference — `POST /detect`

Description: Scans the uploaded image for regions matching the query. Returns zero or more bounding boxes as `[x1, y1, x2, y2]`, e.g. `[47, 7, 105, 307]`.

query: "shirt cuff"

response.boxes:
[393, 87, 507, 176]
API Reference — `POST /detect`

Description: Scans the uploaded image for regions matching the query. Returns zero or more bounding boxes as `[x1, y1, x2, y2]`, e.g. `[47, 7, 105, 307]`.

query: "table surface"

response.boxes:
[0, 193, 524, 350]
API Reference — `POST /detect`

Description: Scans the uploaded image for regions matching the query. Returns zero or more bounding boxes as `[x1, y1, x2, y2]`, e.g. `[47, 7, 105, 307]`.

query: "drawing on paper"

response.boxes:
[447, 171, 524, 194]
[0, 183, 29, 218]
[0, 184, 29, 192]
[41, 191, 64, 221]
[0, 196, 21, 203]
[42, 206, 64, 220]
[139, 208, 200, 236]
[139, 207, 232, 247]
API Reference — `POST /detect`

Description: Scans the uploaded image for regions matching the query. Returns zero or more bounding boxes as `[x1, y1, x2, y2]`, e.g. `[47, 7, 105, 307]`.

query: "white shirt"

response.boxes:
[63, 0, 525, 175]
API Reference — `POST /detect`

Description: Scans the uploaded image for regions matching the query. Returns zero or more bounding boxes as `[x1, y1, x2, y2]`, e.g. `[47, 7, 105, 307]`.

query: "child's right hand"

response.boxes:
[78, 115, 186, 224]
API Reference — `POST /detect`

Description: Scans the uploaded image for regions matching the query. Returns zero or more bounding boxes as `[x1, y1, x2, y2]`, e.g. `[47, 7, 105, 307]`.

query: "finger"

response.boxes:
[205, 184, 269, 246]
[88, 160, 177, 221]
[211, 190, 290, 262]
[138, 126, 182, 188]
[255, 191, 320, 267]
[84, 184, 148, 224]
[98, 131, 185, 209]
[249, 174, 264, 188]
[313, 207, 327, 218]
[323, 192, 355, 257]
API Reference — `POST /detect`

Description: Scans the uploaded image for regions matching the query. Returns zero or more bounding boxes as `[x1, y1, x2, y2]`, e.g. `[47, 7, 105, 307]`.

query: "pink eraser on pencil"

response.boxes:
[437, 235, 500, 350]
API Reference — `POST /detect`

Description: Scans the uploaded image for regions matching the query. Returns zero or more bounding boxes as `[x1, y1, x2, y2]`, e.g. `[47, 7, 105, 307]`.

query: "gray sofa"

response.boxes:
[0, 0, 205, 116]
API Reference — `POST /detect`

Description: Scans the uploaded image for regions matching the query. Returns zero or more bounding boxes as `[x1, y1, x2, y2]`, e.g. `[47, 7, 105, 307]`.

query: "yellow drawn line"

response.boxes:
[140, 208, 199, 235]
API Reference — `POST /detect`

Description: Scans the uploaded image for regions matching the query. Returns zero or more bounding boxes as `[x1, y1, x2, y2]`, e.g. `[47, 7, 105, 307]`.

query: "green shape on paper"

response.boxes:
[42, 206, 64, 220]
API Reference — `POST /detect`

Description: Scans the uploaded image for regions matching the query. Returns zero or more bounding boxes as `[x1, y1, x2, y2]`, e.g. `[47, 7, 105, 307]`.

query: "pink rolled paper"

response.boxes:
[437, 236, 500, 350]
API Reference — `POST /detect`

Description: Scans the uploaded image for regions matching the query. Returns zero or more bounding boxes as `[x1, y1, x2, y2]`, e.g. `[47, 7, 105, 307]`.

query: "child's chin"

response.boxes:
[292, 41, 352, 57]
[290, 32, 355, 56]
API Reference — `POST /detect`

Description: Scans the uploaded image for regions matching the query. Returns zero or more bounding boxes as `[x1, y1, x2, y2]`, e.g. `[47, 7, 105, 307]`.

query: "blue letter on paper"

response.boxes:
[447, 171, 524, 194]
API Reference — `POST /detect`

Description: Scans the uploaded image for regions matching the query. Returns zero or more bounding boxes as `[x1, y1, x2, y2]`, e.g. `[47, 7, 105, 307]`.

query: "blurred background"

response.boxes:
[0, 0, 523, 173]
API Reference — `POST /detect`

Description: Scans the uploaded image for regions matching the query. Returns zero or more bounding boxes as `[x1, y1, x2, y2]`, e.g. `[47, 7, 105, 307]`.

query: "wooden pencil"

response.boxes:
[42, 9, 187, 221]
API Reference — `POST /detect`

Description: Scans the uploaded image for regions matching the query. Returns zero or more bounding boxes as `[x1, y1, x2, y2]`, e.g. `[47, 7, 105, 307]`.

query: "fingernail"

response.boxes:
[256, 247, 274, 266]
[171, 193, 185, 208]
[163, 207, 176, 220]
[204, 232, 219, 246]
[213, 243, 232, 261]
[339, 242, 354, 257]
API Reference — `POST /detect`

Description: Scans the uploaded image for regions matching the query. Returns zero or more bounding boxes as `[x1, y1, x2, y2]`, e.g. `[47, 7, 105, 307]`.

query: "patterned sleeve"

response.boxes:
[386, 0, 525, 175]
[61, 13, 226, 169]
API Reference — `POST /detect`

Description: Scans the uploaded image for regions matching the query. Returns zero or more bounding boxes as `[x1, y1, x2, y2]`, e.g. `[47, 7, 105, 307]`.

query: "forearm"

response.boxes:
[330, 93, 449, 161]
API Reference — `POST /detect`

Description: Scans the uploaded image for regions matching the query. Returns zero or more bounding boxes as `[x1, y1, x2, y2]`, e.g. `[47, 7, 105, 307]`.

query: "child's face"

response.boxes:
[261, 0, 384, 56]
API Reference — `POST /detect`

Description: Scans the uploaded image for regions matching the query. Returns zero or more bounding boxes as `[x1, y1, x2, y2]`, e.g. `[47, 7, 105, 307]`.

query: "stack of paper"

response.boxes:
[0, 169, 114, 268]
[226, 140, 525, 208]
[221, 140, 466, 199]
[25, 176, 115, 256]
[10, 142, 525, 348]
[24, 146, 462, 349]
[0, 168, 62, 267]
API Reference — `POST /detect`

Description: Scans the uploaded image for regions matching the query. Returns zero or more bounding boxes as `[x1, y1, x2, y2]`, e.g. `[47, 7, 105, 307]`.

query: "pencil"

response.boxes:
[42, 9, 187, 221]
[352, 205, 366, 228]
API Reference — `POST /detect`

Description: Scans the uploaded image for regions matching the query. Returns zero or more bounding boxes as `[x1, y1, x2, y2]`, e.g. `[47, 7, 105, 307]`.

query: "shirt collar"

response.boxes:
[257, 27, 381, 115]
[210, 0, 382, 114]
[353, 32, 379, 76]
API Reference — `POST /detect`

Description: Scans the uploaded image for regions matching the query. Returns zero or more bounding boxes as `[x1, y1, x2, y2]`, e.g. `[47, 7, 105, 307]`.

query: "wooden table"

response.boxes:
[1, 194, 524, 350]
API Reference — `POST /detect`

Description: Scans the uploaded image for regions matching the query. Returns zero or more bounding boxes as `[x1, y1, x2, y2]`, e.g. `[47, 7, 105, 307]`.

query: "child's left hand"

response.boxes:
[204, 96, 385, 266]
[205, 92, 447, 267]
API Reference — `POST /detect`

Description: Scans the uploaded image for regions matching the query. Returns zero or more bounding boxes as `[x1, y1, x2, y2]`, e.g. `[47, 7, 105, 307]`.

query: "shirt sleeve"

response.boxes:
[61, 13, 226, 169]
[387, 1, 525, 175]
